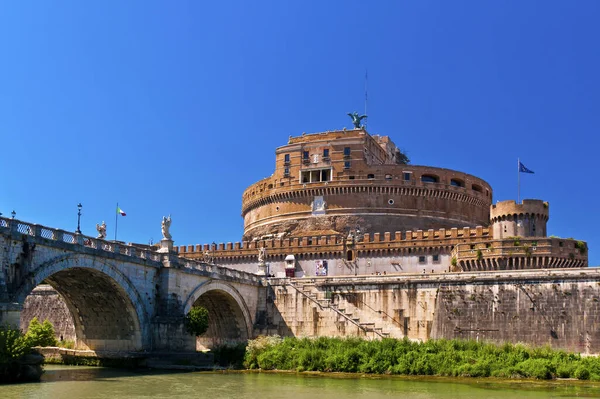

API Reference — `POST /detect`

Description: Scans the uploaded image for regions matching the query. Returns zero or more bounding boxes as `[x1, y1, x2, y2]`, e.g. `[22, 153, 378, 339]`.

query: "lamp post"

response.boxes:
[11, 210, 16, 219]
[76, 203, 82, 234]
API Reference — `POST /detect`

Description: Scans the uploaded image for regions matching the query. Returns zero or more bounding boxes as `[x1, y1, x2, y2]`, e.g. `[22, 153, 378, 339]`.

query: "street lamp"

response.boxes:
[76, 203, 82, 234]
[11, 210, 16, 219]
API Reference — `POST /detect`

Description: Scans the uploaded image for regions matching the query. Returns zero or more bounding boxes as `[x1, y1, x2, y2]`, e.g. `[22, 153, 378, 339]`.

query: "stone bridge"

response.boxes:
[0, 217, 264, 353]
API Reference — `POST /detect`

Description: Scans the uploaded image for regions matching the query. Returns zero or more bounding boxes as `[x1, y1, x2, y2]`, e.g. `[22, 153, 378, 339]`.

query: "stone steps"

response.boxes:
[288, 281, 390, 339]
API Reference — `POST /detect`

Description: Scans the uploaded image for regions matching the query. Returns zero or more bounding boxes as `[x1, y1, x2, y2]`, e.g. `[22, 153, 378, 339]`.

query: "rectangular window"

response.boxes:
[343, 147, 351, 156]
[432, 254, 439, 262]
[300, 168, 332, 184]
[284, 154, 290, 163]
[344, 161, 351, 169]
[284, 168, 290, 176]
[303, 151, 309, 161]
[323, 149, 329, 158]
[418, 256, 426, 263]
[403, 172, 411, 181]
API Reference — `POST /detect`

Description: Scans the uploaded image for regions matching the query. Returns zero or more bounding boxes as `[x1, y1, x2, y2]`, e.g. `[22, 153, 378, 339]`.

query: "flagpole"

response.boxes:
[364, 69, 368, 130]
[115, 202, 119, 242]
[517, 158, 520, 204]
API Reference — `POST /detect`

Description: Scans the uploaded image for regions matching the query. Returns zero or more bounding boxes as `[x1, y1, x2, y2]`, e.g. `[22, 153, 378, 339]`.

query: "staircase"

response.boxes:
[286, 280, 390, 339]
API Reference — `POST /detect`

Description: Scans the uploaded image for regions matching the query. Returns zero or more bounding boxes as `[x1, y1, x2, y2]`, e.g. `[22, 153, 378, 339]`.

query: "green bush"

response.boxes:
[184, 306, 209, 337]
[575, 241, 587, 255]
[574, 365, 591, 380]
[212, 342, 247, 368]
[243, 336, 598, 380]
[0, 325, 33, 383]
[0, 326, 29, 364]
[25, 318, 57, 347]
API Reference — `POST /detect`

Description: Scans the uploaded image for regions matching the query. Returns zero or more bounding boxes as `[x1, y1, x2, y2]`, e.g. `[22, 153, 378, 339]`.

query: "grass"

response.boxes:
[244, 336, 600, 380]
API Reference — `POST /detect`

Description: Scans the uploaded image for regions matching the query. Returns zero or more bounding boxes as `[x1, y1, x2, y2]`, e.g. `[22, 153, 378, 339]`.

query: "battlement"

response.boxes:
[176, 226, 492, 260]
[452, 236, 588, 271]
[490, 199, 549, 221]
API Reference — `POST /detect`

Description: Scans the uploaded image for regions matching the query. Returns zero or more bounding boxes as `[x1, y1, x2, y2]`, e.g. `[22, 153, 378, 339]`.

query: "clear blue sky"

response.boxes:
[1, 1, 599, 265]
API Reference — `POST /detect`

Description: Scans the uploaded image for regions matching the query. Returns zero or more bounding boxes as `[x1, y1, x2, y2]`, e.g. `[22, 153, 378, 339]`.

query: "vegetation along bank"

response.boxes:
[243, 336, 600, 380]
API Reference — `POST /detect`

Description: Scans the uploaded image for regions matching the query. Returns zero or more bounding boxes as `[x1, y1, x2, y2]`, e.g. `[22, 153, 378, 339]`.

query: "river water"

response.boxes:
[1, 365, 600, 398]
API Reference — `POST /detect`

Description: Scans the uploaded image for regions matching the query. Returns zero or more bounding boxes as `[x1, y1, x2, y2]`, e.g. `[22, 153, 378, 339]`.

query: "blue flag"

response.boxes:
[519, 161, 534, 174]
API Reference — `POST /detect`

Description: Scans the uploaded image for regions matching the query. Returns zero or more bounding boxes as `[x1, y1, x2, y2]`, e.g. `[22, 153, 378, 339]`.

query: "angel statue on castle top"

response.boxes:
[347, 112, 367, 129]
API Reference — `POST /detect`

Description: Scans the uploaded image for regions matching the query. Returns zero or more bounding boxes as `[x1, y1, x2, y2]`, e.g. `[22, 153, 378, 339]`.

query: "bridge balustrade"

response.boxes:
[0, 216, 161, 262]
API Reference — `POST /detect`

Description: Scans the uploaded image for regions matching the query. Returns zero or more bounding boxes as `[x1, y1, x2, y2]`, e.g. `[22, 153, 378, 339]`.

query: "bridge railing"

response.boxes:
[179, 257, 262, 284]
[0, 216, 161, 262]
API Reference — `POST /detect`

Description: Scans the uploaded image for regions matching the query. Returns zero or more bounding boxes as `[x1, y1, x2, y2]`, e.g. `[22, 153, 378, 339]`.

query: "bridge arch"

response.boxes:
[16, 254, 150, 352]
[184, 280, 252, 349]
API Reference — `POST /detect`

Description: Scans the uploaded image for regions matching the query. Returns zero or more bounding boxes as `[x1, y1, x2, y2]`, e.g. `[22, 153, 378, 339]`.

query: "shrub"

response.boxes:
[25, 318, 57, 347]
[241, 336, 598, 380]
[0, 326, 29, 364]
[212, 342, 247, 369]
[244, 335, 283, 369]
[184, 306, 209, 337]
[574, 365, 591, 380]
[575, 241, 587, 255]
[516, 358, 555, 380]
[0, 325, 33, 383]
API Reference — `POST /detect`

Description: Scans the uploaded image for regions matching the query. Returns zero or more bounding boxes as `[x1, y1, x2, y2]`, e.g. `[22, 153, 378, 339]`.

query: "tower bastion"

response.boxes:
[241, 129, 492, 240]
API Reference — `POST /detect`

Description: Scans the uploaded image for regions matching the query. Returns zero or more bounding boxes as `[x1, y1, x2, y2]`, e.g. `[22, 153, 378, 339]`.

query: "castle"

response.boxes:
[177, 128, 587, 276]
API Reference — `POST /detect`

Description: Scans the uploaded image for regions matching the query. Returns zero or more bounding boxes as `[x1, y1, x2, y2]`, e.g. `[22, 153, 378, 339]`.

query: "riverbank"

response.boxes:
[243, 336, 600, 380]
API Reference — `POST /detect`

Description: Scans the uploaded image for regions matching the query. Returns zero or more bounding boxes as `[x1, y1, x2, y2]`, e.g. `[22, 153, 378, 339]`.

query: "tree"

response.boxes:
[184, 306, 209, 336]
[25, 318, 58, 347]
[395, 149, 410, 165]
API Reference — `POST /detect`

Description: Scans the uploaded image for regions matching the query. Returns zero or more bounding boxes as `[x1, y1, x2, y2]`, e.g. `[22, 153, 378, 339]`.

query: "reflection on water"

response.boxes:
[0, 365, 600, 399]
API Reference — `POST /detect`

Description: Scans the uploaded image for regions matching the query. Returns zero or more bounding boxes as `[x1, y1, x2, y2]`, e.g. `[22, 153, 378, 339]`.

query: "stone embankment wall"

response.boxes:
[264, 269, 600, 354]
[21, 269, 600, 354]
[20, 285, 75, 341]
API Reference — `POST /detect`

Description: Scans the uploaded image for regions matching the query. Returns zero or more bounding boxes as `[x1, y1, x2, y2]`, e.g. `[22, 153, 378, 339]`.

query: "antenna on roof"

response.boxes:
[364, 69, 368, 130]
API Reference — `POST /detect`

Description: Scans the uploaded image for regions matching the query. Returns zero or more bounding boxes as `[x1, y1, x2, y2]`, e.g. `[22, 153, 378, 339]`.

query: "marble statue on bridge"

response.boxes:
[161, 215, 172, 240]
[96, 221, 107, 239]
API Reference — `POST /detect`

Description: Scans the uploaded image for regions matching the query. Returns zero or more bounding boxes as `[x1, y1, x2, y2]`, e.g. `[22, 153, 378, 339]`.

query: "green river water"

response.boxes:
[2, 365, 600, 398]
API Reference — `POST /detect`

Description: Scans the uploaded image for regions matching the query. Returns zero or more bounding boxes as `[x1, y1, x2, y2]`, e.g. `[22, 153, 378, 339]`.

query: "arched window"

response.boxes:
[421, 174, 439, 183]
[450, 178, 464, 187]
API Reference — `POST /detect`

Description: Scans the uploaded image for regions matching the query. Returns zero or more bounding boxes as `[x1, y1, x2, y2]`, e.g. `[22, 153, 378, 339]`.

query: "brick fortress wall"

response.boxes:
[241, 129, 493, 240]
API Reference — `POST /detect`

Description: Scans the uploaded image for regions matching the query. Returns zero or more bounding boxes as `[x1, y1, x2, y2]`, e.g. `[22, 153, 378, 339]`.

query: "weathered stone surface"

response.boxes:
[264, 269, 600, 353]
[0, 219, 263, 353]
[21, 285, 75, 341]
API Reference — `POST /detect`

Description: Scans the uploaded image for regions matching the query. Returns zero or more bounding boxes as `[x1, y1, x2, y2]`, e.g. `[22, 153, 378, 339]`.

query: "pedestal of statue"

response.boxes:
[257, 261, 267, 276]
[158, 238, 173, 253]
